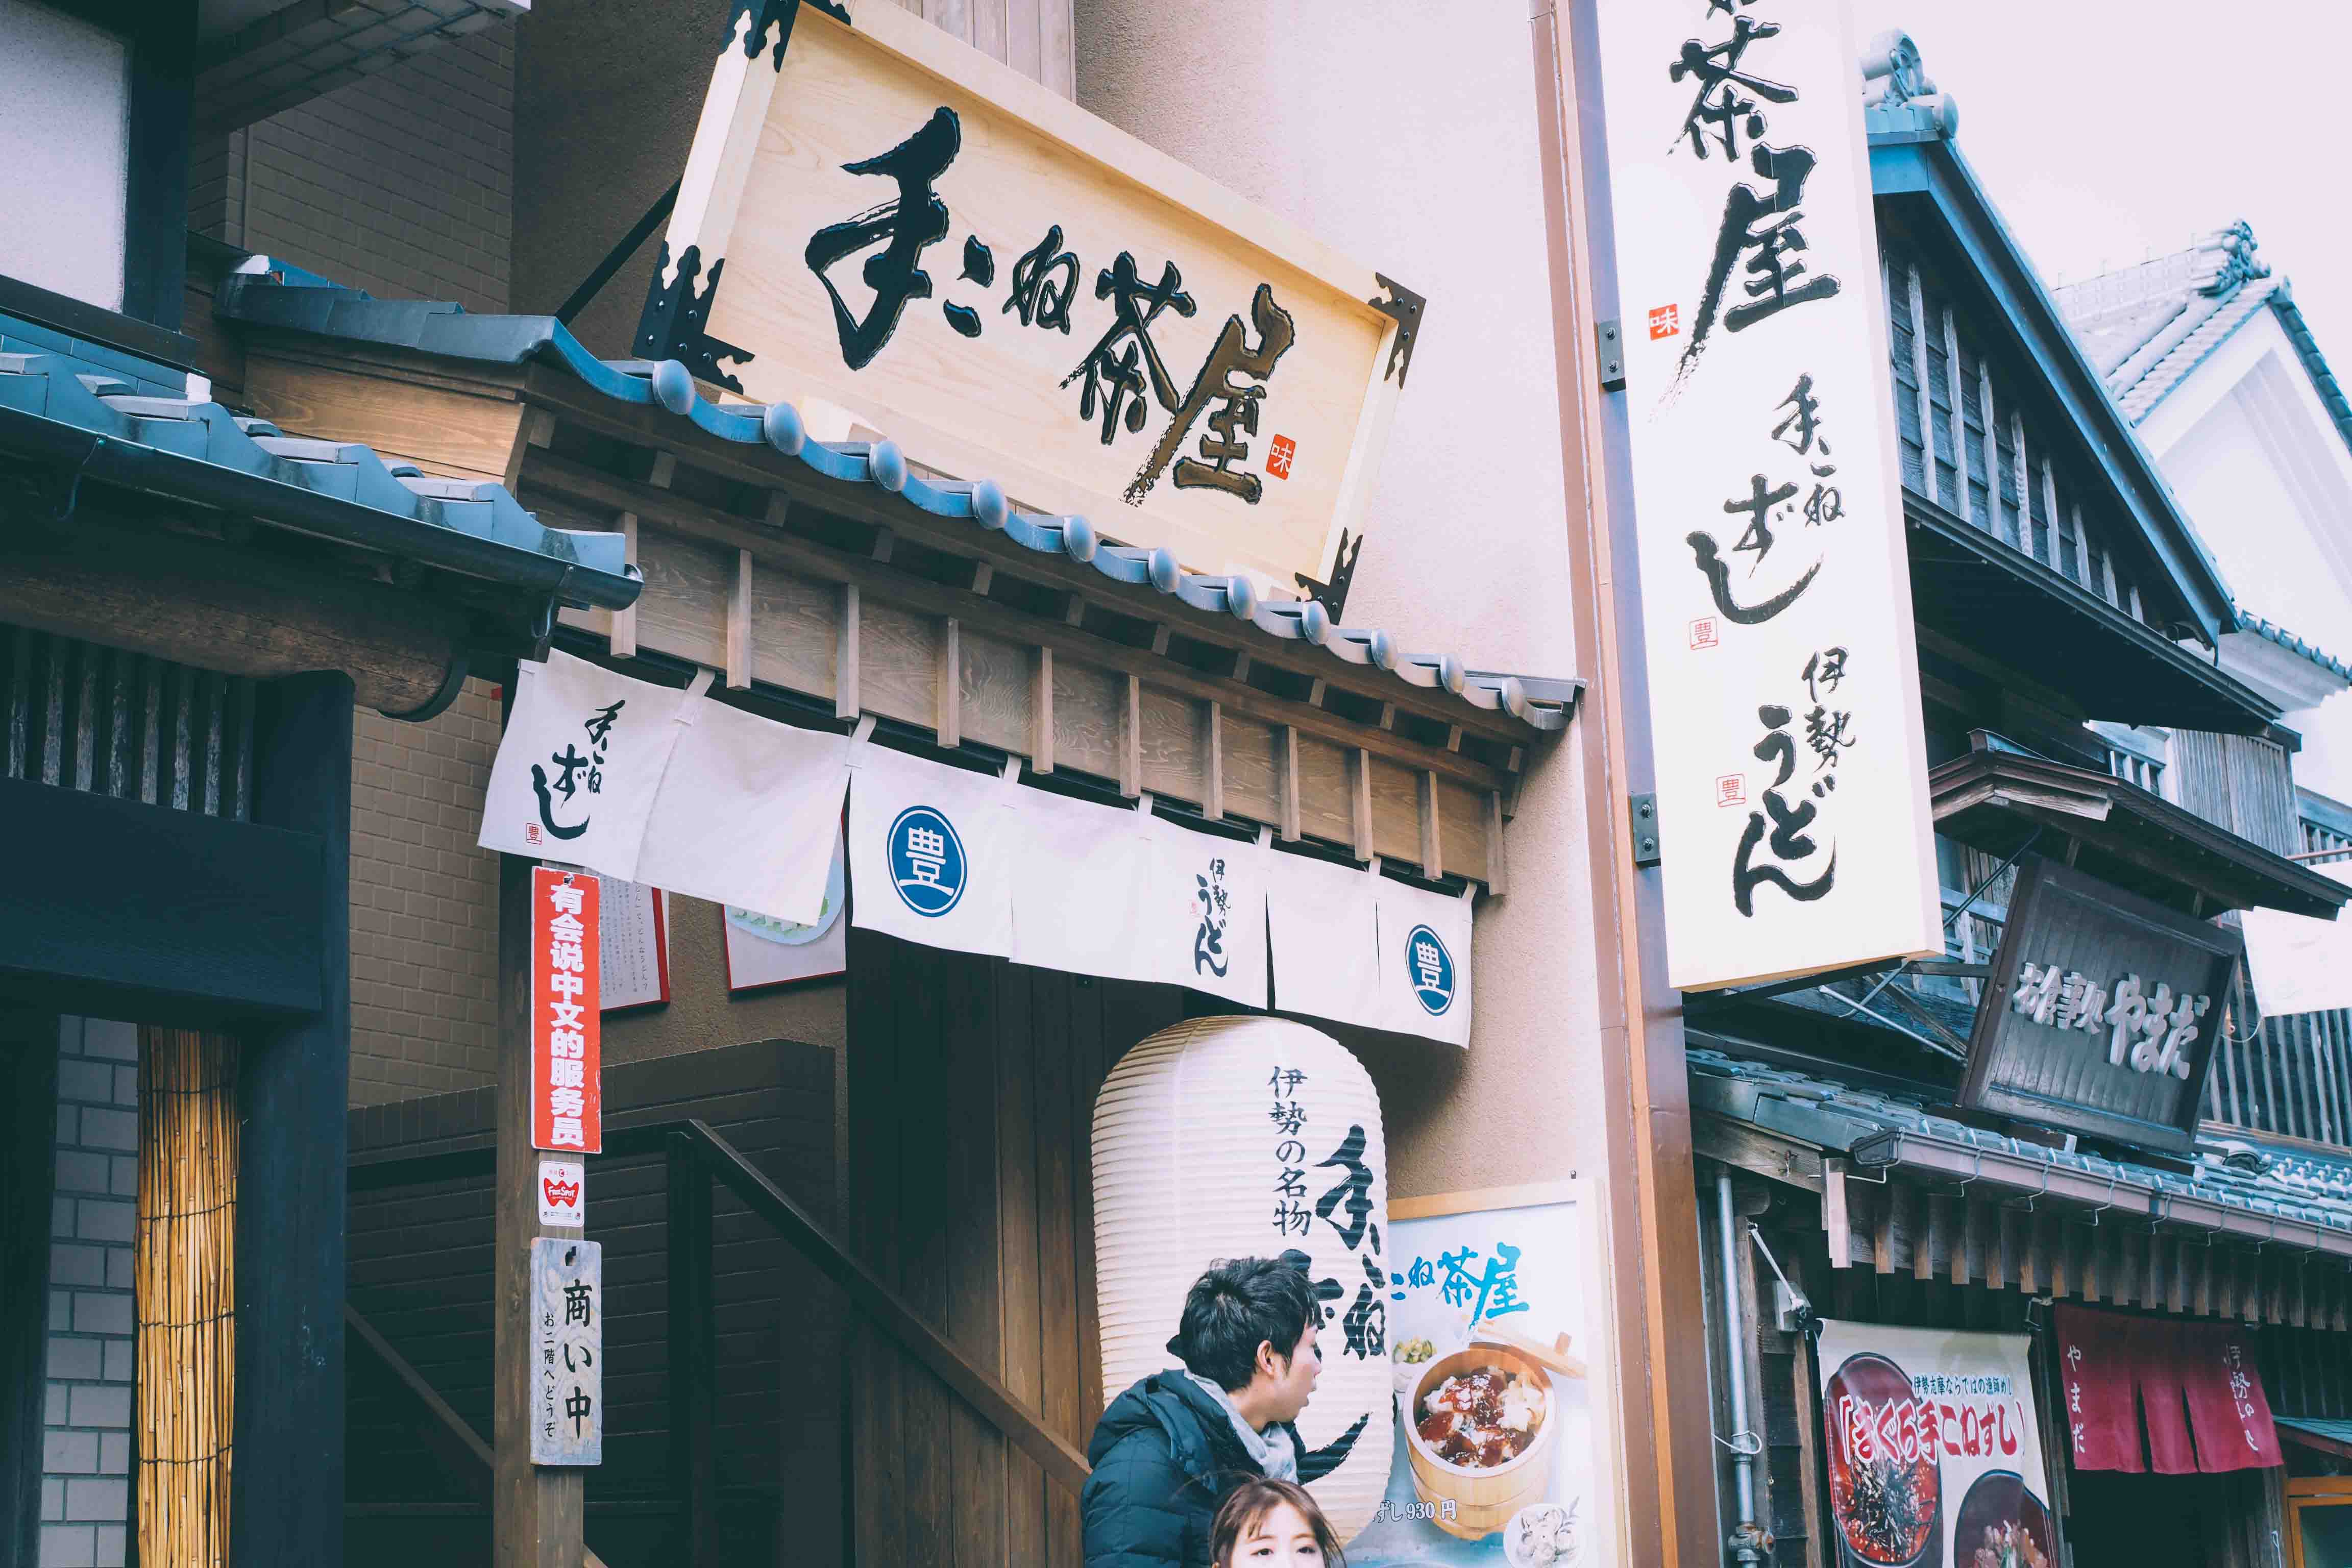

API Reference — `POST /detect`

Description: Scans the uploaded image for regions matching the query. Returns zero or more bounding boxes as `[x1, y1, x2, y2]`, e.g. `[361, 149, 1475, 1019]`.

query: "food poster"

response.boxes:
[722, 825, 848, 992]
[1815, 1319, 2051, 1568]
[1346, 1194, 1595, 1568]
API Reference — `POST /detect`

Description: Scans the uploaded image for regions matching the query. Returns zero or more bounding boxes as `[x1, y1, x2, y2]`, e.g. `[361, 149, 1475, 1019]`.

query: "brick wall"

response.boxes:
[188, 28, 512, 310]
[350, 678, 504, 1107]
[40, 1018, 137, 1568]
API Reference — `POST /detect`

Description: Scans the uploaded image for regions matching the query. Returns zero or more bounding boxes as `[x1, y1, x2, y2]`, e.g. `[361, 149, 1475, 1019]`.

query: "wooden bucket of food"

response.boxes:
[1404, 1343, 1557, 1541]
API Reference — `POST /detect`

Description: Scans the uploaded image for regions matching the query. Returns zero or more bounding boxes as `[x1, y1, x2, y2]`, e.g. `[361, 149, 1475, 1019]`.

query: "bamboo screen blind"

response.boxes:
[136, 1028, 239, 1568]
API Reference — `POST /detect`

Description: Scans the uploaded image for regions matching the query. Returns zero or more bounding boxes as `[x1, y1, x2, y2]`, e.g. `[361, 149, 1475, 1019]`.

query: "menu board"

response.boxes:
[595, 874, 669, 1012]
[1346, 1186, 1596, 1568]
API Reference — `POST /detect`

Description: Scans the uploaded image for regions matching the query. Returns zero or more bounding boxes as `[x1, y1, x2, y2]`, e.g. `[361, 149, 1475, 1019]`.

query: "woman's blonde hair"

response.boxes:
[1209, 1478, 1346, 1567]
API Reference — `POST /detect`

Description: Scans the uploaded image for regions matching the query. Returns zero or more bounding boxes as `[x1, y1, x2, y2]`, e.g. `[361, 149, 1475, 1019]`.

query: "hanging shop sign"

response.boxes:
[1592, 0, 1942, 990]
[2052, 1304, 2280, 1475]
[641, 0, 1415, 595]
[1964, 856, 2240, 1153]
[1348, 1182, 1596, 1564]
[1093, 1017, 1393, 1540]
[1815, 1318, 2050, 1568]
[482, 652, 849, 927]
[531, 867, 603, 1155]
[529, 1237, 603, 1466]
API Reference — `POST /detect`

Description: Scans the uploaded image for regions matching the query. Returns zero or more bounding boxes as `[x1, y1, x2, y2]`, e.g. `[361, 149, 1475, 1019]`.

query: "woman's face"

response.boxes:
[1234, 1501, 1325, 1566]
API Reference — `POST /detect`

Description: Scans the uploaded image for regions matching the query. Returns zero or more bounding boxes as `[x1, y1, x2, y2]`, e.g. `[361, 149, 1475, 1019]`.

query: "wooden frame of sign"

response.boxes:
[1962, 856, 2241, 1152]
[638, 0, 1413, 597]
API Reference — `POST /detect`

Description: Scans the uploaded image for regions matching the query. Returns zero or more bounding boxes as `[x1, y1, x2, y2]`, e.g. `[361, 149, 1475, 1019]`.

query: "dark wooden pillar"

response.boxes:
[233, 671, 353, 1567]
[0, 1014, 60, 1568]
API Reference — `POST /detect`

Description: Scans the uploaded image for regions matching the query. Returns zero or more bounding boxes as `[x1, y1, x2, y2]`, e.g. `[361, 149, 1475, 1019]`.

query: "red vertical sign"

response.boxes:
[531, 866, 602, 1153]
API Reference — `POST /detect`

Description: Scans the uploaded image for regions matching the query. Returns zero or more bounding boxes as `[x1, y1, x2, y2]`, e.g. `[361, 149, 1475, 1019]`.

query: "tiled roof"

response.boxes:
[1689, 1046, 2352, 1246]
[216, 266, 1577, 734]
[0, 306, 636, 611]
[2057, 223, 2352, 459]
[2236, 609, 2352, 684]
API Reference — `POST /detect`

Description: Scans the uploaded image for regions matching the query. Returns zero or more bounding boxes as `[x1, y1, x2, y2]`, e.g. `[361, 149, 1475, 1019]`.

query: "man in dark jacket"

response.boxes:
[1082, 1255, 1334, 1568]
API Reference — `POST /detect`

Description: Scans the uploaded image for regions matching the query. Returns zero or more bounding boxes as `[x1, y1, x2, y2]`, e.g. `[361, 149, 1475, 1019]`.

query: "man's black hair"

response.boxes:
[1166, 1254, 1318, 1392]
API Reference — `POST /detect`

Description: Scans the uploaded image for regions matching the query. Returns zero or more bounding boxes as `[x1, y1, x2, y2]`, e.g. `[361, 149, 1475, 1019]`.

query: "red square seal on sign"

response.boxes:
[1688, 616, 1720, 651]
[1648, 304, 1680, 340]
[1266, 434, 1296, 480]
[1716, 774, 1748, 808]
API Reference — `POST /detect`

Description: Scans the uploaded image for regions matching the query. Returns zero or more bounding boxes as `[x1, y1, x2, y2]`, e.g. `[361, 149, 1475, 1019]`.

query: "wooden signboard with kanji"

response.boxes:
[1963, 856, 2241, 1152]
[639, 0, 1415, 597]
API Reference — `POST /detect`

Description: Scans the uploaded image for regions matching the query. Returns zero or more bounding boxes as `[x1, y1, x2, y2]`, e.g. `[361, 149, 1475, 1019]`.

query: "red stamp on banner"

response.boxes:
[1688, 616, 1720, 650]
[1267, 434, 1296, 479]
[524, 821, 543, 846]
[531, 867, 602, 1153]
[1716, 774, 1747, 808]
[1648, 304, 1680, 340]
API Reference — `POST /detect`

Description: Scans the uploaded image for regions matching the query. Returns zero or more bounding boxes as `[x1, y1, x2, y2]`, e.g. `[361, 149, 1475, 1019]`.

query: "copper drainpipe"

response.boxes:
[1530, 3, 1725, 1563]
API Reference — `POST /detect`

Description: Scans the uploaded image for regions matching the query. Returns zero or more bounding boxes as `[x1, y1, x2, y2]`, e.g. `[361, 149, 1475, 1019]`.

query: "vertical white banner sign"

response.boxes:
[1594, 0, 1941, 989]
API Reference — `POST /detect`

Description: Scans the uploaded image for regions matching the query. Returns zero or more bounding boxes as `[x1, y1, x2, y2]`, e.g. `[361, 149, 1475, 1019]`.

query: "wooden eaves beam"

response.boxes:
[516, 364, 1537, 758]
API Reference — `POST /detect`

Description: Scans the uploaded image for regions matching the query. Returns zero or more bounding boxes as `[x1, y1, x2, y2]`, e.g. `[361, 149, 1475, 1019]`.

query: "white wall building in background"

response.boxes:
[0, 0, 127, 310]
[2061, 224, 2352, 803]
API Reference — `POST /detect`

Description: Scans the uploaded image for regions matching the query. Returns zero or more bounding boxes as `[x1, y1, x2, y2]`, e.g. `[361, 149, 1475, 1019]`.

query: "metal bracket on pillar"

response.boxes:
[1630, 792, 1662, 867]
[1595, 318, 1626, 391]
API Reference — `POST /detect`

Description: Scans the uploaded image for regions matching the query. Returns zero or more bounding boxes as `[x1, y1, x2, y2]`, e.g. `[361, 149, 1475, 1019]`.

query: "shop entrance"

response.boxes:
[2065, 1468, 2239, 1568]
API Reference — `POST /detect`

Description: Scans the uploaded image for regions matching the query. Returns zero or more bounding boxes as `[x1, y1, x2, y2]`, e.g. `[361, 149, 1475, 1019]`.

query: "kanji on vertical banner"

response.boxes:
[532, 866, 603, 1153]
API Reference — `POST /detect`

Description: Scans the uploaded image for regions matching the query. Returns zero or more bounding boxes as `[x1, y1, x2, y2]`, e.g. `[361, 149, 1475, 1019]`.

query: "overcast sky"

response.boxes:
[1847, 1, 2351, 361]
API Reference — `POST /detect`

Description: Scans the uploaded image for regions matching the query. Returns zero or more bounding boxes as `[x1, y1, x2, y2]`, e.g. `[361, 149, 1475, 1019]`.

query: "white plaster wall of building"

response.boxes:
[1074, 2, 1624, 1556]
[2133, 312, 2352, 803]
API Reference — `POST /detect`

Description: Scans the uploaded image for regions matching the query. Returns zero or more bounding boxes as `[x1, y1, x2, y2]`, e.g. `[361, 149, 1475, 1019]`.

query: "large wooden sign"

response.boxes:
[1593, 0, 1942, 989]
[639, 0, 1413, 596]
[1965, 857, 2240, 1152]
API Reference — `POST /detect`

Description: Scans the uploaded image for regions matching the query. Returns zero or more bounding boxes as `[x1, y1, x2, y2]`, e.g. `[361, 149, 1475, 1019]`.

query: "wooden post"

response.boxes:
[668, 1133, 718, 1568]
[495, 843, 585, 1567]
[235, 671, 352, 1566]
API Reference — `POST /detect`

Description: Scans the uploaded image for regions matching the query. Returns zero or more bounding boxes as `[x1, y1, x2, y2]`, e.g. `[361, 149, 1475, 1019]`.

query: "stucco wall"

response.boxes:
[1073, 5, 1621, 1554]
[1071, 0, 1604, 1210]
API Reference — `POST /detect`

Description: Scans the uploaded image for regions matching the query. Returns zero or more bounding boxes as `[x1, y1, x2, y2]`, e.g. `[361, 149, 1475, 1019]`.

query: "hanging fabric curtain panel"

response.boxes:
[1815, 1318, 2052, 1568]
[2052, 1304, 2282, 1475]
[843, 742, 1475, 1046]
[483, 654, 1474, 1044]
[480, 651, 848, 926]
[2241, 860, 2352, 1016]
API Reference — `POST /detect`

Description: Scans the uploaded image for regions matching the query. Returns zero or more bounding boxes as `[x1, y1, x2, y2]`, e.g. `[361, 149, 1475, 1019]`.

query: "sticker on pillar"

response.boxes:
[888, 805, 967, 917]
[538, 1158, 585, 1228]
[530, 1237, 602, 1466]
[1404, 924, 1456, 1016]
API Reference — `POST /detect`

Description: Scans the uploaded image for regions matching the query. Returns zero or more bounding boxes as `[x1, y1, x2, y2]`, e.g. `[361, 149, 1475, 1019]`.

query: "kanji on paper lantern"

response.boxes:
[1093, 1016, 1392, 1540]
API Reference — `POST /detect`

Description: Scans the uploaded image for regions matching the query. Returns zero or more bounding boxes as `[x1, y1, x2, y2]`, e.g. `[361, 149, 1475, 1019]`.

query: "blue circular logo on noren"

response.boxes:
[1405, 923, 1455, 1015]
[887, 804, 966, 917]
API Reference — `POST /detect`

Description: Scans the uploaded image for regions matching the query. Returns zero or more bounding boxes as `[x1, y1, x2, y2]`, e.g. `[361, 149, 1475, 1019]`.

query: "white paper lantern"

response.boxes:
[1093, 1015, 1393, 1540]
